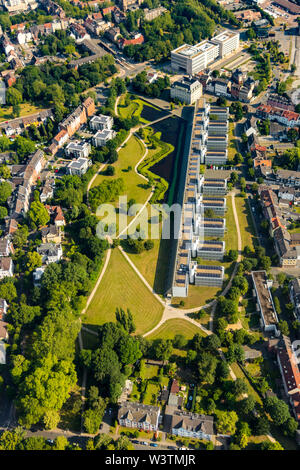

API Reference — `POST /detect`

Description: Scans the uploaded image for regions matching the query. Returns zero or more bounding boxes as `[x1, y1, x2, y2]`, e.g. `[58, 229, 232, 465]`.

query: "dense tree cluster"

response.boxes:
[123, 0, 239, 63]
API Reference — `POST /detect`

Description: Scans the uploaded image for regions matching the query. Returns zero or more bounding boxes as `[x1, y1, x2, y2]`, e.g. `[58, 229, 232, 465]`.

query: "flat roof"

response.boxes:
[252, 271, 278, 326]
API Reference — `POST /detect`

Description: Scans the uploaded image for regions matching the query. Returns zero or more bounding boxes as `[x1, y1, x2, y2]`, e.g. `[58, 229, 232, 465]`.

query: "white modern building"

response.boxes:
[65, 141, 91, 159]
[170, 77, 202, 105]
[93, 129, 116, 147]
[211, 30, 240, 58]
[67, 157, 92, 176]
[89, 114, 113, 131]
[171, 30, 239, 74]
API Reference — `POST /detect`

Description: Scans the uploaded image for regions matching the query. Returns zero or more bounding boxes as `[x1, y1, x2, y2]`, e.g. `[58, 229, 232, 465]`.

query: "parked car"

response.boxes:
[150, 443, 158, 447]
[142, 441, 149, 446]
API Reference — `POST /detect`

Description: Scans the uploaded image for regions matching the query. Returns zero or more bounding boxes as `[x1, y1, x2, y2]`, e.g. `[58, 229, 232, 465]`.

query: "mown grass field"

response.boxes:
[235, 195, 257, 251]
[126, 204, 170, 294]
[148, 319, 206, 341]
[0, 103, 45, 123]
[91, 135, 151, 206]
[83, 247, 163, 335]
[117, 94, 161, 124]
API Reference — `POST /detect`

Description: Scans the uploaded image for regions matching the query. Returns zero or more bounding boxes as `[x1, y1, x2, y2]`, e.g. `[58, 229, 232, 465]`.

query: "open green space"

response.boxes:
[148, 319, 206, 341]
[0, 103, 46, 123]
[230, 362, 262, 405]
[228, 122, 237, 161]
[117, 94, 162, 124]
[125, 204, 171, 294]
[235, 195, 257, 251]
[83, 247, 164, 335]
[91, 134, 151, 207]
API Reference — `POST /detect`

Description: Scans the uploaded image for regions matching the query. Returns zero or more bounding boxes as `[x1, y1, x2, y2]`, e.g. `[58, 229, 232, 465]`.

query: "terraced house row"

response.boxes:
[171, 99, 228, 298]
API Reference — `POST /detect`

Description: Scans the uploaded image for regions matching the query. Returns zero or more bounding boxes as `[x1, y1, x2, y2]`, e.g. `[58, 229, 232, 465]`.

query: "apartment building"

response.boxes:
[201, 178, 228, 196]
[196, 217, 226, 237]
[67, 157, 92, 176]
[89, 114, 113, 131]
[164, 406, 214, 440]
[197, 196, 227, 216]
[289, 278, 300, 320]
[190, 263, 224, 287]
[205, 150, 228, 165]
[143, 6, 167, 21]
[65, 141, 91, 159]
[192, 240, 225, 260]
[251, 270, 279, 334]
[208, 121, 228, 137]
[93, 129, 116, 147]
[118, 402, 160, 431]
[170, 77, 202, 105]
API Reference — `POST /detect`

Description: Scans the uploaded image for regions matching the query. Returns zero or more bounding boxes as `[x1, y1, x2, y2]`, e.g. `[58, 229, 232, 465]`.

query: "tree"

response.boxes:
[152, 339, 173, 361]
[278, 320, 289, 337]
[234, 378, 248, 396]
[6, 87, 22, 106]
[260, 256, 271, 271]
[235, 421, 251, 449]
[202, 334, 221, 352]
[26, 251, 42, 272]
[53, 436, 68, 450]
[215, 410, 238, 435]
[0, 280, 17, 302]
[197, 352, 218, 384]
[239, 395, 256, 416]
[261, 440, 283, 450]
[117, 336, 142, 365]
[265, 396, 291, 426]
[216, 360, 230, 380]
[226, 344, 245, 364]
[0, 206, 8, 220]
[173, 334, 187, 349]
[0, 181, 12, 204]
[0, 427, 25, 450]
[27, 201, 50, 228]
[254, 416, 270, 435]
[282, 417, 298, 437]
[43, 409, 60, 430]
[227, 249, 238, 262]
[83, 408, 102, 434]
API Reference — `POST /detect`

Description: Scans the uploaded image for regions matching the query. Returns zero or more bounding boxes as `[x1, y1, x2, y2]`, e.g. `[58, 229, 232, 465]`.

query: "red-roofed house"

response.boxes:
[118, 33, 144, 49]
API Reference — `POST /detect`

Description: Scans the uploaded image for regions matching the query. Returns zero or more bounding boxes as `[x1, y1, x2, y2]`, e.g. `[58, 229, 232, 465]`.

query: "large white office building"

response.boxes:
[171, 30, 240, 74]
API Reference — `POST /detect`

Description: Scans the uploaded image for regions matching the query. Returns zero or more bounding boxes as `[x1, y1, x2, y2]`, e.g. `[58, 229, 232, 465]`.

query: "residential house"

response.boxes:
[118, 33, 144, 49]
[0, 299, 8, 319]
[0, 238, 14, 257]
[0, 321, 8, 340]
[0, 257, 14, 279]
[170, 77, 203, 105]
[37, 243, 63, 264]
[118, 402, 160, 431]
[289, 278, 300, 320]
[41, 225, 62, 244]
[45, 205, 65, 227]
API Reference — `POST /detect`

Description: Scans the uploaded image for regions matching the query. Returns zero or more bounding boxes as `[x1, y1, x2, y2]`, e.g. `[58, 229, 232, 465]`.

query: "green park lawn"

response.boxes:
[117, 94, 161, 124]
[82, 246, 163, 335]
[91, 134, 151, 207]
[148, 319, 206, 341]
[126, 204, 170, 295]
[0, 103, 45, 123]
[235, 195, 257, 251]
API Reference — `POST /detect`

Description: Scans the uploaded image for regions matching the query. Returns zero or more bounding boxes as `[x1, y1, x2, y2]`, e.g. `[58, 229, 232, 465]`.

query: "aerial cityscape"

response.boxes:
[0, 0, 299, 455]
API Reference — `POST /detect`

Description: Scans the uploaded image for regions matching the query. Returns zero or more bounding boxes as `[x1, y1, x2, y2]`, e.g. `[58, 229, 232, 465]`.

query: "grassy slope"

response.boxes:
[148, 319, 206, 340]
[235, 195, 256, 251]
[91, 134, 151, 206]
[83, 247, 163, 335]
[0, 103, 45, 123]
